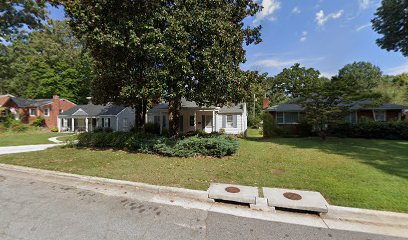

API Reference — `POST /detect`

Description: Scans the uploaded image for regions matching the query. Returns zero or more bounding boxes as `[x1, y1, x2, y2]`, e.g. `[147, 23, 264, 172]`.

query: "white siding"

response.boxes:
[116, 107, 136, 132]
[216, 114, 246, 134]
[146, 107, 247, 134]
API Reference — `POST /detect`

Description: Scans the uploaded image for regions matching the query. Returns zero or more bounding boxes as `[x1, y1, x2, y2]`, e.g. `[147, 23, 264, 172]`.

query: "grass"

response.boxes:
[0, 130, 65, 146]
[0, 130, 407, 213]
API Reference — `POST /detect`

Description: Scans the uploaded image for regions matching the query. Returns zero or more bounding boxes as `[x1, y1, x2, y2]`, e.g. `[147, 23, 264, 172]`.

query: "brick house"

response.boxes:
[263, 100, 407, 134]
[0, 95, 76, 129]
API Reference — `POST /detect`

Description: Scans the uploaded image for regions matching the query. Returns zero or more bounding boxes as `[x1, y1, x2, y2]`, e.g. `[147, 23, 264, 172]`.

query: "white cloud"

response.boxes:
[387, 63, 408, 75]
[292, 6, 301, 15]
[300, 31, 308, 42]
[254, 0, 281, 23]
[359, 0, 372, 9]
[320, 72, 336, 78]
[315, 9, 344, 26]
[356, 23, 371, 31]
[250, 57, 325, 69]
[251, 59, 299, 69]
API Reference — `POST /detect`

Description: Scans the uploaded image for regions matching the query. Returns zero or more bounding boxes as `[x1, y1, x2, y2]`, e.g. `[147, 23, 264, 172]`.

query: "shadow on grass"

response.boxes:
[245, 136, 408, 180]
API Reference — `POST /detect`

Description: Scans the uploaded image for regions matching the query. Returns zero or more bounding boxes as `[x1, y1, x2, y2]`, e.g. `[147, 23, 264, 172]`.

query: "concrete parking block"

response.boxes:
[208, 183, 258, 204]
[263, 188, 328, 213]
[250, 197, 275, 212]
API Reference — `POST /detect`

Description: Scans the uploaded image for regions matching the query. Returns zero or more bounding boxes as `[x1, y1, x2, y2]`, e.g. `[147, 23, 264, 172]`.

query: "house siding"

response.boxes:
[116, 107, 136, 131]
[146, 107, 247, 135]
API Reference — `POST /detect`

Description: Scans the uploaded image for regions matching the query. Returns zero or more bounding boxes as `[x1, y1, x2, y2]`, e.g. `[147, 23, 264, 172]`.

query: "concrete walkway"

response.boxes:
[0, 144, 60, 155]
[0, 164, 406, 239]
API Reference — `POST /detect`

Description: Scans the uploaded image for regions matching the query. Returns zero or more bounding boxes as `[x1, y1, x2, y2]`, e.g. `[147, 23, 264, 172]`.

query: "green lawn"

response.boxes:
[0, 131, 407, 213]
[0, 131, 65, 146]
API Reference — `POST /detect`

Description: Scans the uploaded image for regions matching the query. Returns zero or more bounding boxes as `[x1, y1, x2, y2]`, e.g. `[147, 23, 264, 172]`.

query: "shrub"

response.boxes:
[144, 122, 160, 134]
[93, 127, 113, 133]
[11, 122, 28, 132]
[50, 127, 59, 132]
[330, 121, 408, 140]
[31, 117, 45, 127]
[262, 113, 278, 137]
[75, 131, 239, 157]
[248, 114, 262, 129]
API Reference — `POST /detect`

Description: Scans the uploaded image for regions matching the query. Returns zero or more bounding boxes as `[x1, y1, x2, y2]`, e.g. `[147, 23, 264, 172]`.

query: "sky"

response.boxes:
[47, 0, 408, 78]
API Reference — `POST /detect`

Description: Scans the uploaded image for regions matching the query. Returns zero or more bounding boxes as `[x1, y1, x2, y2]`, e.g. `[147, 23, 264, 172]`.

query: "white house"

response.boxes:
[58, 103, 135, 132]
[146, 98, 247, 134]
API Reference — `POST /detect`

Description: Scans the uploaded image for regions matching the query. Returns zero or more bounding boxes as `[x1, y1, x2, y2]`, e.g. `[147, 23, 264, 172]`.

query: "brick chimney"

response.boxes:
[263, 98, 270, 110]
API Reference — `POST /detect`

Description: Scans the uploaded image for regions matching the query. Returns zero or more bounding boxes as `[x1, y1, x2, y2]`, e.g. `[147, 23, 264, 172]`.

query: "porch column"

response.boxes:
[194, 111, 197, 131]
[160, 112, 163, 134]
[212, 110, 215, 132]
[57, 117, 61, 132]
[71, 118, 75, 132]
[85, 118, 89, 132]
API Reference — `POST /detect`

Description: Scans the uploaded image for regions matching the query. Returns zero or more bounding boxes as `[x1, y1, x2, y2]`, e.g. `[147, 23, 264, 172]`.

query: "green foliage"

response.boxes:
[372, 0, 408, 56]
[0, 0, 47, 40]
[375, 74, 408, 106]
[62, 0, 264, 135]
[334, 61, 383, 99]
[331, 121, 408, 140]
[248, 114, 262, 129]
[1, 20, 93, 104]
[76, 132, 239, 157]
[268, 63, 323, 99]
[11, 122, 28, 132]
[144, 123, 160, 135]
[262, 113, 279, 138]
[31, 117, 45, 127]
[50, 127, 59, 132]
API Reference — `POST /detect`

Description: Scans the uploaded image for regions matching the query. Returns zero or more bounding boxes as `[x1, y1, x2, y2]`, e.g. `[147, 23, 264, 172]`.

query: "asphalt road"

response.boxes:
[0, 172, 404, 240]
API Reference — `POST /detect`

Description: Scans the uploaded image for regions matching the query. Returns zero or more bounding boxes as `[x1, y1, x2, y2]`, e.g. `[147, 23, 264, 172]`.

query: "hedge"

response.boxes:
[330, 121, 408, 140]
[76, 132, 239, 157]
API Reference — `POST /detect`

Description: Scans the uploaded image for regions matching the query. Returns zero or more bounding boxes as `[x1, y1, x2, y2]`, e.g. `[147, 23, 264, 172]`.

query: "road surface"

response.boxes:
[0, 171, 404, 240]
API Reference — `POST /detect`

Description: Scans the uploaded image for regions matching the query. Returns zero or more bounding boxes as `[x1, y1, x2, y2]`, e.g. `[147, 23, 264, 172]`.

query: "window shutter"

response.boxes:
[233, 115, 237, 128]
[222, 115, 226, 128]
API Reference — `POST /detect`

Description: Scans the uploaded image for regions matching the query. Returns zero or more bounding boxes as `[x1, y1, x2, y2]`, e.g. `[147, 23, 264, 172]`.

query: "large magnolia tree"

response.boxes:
[61, 0, 263, 135]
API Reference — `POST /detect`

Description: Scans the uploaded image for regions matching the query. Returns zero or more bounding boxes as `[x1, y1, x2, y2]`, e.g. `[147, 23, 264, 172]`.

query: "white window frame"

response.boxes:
[123, 118, 129, 128]
[276, 112, 301, 125]
[374, 110, 386, 122]
[226, 115, 233, 128]
[29, 108, 37, 116]
[205, 115, 213, 128]
[44, 108, 50, 117]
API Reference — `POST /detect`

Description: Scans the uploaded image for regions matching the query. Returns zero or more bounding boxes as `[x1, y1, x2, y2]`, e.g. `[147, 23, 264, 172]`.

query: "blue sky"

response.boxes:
[48, 0, 407, 77]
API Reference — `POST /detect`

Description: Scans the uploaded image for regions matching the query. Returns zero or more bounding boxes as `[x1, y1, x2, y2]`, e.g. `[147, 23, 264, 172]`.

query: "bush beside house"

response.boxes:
[331, 121, 408, 140]
[76, 132, 239, 157]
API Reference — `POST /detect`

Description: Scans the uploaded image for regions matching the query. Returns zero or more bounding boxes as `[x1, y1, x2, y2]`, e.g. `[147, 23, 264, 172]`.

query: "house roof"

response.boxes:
[0, 95, 12, 107]
[148, 98, 245, 114]
[9, 97, 53, 108]
[265, 104, 305, 112]
[60, 103, 127, 117]
[265, 100, 407, 112]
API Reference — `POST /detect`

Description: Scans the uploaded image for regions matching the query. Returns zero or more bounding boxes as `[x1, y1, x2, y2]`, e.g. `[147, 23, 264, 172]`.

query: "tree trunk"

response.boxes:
[168, 97, 181, 137]
[133, 103, 144, 131]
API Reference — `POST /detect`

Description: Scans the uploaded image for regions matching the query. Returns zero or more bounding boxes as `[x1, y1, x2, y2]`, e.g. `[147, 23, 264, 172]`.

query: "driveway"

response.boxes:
[0, 169, 403, 240]
[0, 144, 59, 155]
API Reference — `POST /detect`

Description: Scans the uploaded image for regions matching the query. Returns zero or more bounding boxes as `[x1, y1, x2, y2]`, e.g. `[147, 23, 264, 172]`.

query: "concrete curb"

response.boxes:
[0, 163, 407, 238]
[0, 163, 210, 202]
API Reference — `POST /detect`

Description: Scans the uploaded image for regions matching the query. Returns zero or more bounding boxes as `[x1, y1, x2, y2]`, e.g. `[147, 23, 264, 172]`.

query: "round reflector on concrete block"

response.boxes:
[263, 187, 329, 213]
[208, 183, 258, 204]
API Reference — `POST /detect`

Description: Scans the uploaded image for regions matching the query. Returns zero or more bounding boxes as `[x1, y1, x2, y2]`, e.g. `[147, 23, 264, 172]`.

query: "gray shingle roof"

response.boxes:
[265, 104, 305, 112]
[10, 97, 52, 107]
[265, 101, 407, 112]
[60, 104, 127, 117]
[148, 98, 244, 114]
